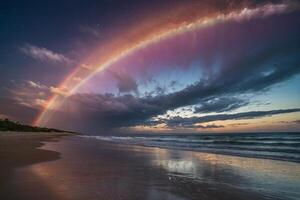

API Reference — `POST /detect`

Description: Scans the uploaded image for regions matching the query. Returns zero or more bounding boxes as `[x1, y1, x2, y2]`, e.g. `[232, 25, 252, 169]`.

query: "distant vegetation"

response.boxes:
[0, 118, 72, 133]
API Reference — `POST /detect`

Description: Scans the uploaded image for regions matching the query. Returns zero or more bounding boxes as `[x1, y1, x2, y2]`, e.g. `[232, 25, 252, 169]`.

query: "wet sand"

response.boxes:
[0, 132, 73, 199]
[1, 135, 300, 200]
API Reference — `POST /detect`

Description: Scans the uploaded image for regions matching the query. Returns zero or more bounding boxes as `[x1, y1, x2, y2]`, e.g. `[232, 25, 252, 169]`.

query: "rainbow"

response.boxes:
[34, 3, 293, 126]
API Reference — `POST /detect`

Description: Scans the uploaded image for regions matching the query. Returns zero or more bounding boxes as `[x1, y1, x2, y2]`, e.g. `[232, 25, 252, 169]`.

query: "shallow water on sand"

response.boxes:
[10, 136, 300, 200]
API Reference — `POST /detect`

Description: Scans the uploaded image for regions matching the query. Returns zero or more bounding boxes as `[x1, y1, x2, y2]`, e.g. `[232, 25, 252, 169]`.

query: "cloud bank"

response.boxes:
[157, 108, 300, 128]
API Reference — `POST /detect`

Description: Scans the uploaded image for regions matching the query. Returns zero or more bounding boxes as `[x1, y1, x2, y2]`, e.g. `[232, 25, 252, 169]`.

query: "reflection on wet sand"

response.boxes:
[14, 136, 300, 200]
[154, 160, 196, 175]
[151, 146, 300, 199]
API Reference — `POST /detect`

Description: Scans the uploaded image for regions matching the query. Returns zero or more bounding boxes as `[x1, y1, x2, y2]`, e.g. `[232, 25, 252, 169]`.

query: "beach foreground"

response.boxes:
[1, 135, 300, 200]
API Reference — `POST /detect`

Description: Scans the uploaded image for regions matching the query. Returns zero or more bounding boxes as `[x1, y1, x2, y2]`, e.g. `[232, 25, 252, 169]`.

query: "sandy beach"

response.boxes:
[0, 132, 73, 199]
[1, 134, 300, 200]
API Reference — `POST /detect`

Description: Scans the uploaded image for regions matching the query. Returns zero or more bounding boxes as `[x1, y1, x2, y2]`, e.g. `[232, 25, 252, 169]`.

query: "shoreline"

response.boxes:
[81, 133, 300, 164]
[1, 134, 300, 199]
[104, 142, 300, 164]
[41, 137, 300, 199]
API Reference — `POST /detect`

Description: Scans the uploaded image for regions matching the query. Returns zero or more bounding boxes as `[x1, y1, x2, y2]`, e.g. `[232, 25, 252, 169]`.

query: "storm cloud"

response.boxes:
[49, 49, 300, 132]
[48, 42, 300, 132]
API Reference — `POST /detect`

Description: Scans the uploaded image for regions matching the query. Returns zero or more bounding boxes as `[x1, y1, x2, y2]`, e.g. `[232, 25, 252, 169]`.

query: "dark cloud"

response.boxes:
[49, 93, 161, 131]
[47, 42, 300, 132]
[157, 108, 300, 128]
[194, 97, 249, 113]
[47, 83, 300, 132]
[47, 44, 300, 132]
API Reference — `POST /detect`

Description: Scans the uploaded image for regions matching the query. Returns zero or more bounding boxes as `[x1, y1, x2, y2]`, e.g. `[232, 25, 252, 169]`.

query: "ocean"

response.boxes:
[83, 132, 300, 163]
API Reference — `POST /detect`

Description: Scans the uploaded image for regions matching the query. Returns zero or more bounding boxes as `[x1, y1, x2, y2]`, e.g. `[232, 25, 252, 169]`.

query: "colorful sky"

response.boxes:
[1, 0, 300, 134]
